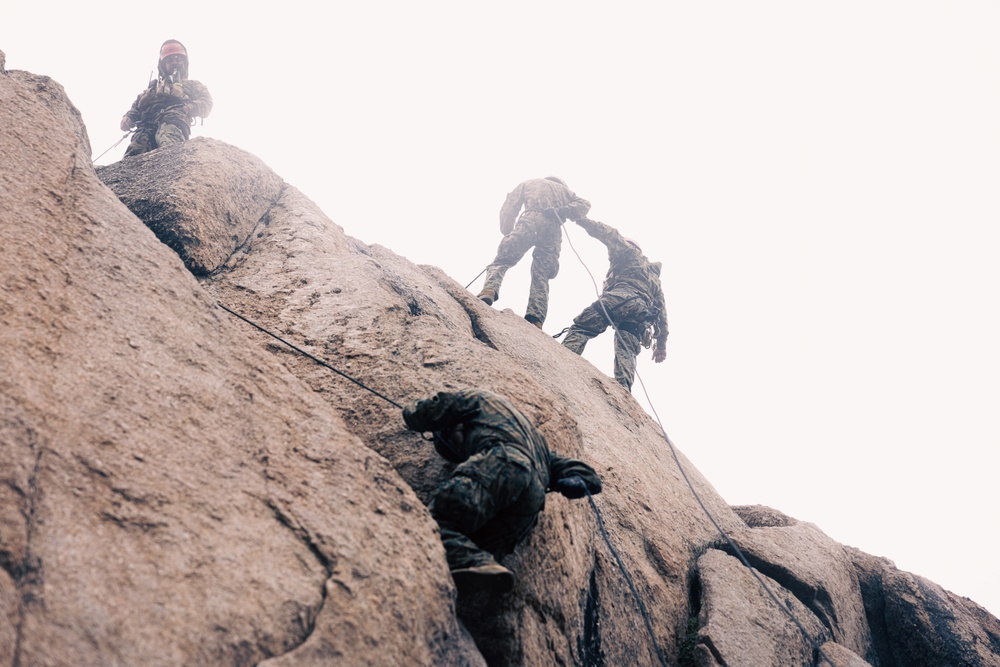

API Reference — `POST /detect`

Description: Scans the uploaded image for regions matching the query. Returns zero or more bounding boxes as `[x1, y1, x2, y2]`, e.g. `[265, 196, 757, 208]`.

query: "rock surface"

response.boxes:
[2, 59, 999, 666]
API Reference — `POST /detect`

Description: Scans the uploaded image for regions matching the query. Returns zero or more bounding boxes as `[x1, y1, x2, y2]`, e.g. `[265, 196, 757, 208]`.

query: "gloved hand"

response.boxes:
[552, 476, 589, 499]
[168, 81, 185, 98]
[120, 115, 134, 132]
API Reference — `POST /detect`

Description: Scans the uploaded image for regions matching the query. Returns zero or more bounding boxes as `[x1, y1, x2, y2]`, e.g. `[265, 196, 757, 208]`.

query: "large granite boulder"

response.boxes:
[1, 54, 996, 666]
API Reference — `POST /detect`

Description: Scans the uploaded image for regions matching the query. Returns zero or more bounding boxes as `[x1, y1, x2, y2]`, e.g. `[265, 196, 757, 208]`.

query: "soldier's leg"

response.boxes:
[430, 474, 501, 571]
[154, 121, 187, 148]
[123, 128, 155, 157]
[561, 303, 609, 355]
[428, 447, 540, 594]
[613, 328, 642, 390]
[524, 223, 562, 326]
[480, 224, 537, 304]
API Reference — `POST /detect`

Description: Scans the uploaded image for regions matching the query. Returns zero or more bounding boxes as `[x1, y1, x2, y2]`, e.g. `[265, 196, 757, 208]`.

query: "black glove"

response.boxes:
[552, 476, 589, 499]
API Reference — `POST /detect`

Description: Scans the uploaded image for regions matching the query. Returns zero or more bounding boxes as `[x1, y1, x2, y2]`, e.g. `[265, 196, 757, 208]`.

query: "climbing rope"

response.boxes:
[560, 224, 839, 667]
[465, 266, 487, 290]
[91, 131, 132, 164]
[216, 302, 482, 466]
[216, 302, 403, 409]
[585, 486, 669, 667]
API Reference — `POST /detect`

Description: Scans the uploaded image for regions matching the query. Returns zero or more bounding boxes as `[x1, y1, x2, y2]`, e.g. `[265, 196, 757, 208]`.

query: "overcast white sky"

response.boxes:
[5, 2, 998, 617]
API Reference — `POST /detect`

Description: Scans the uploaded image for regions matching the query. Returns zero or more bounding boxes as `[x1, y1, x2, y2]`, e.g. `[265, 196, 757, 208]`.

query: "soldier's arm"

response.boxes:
[549, 455, 603, 497]
[120, 88, 147, 130]
[183, 81, 213, 119]
[402, 390, 481, 432]
[651, 277, 668, 358]
[498, 183, 525, 235]
[558, 194, 591, 222]
[575, 217, 633, 256]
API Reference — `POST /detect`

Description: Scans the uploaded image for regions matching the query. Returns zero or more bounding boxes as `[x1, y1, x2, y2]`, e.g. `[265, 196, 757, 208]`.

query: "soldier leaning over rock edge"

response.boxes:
[560, 217, 669, 392]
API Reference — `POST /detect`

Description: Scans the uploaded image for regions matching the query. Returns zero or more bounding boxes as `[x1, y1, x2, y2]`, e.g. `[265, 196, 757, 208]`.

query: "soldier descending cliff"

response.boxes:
[560, 218, 668, 391]
[119, 39, 213, 158]
[402, 389, 602, 595]
[477, 177, 591, 329]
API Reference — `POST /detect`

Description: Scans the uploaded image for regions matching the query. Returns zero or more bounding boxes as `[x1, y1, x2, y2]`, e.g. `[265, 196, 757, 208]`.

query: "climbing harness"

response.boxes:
[216, 302, 403, 409]
[561, 225, 840, 667]
[91, 131, 132, 164]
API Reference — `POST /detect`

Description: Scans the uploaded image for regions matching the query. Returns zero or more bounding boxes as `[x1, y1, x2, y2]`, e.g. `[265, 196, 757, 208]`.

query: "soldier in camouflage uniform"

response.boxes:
[561, 218, 668, 391]
[120, 40, 213, 158]
[478, 177, 591, 329]
[402, 388, 602, 594]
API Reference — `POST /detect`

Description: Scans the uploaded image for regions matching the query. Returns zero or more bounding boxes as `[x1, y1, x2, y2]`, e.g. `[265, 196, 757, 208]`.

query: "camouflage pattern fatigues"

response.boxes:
[122, 77, 212, 157]
[562, 218, 669, 390]
[402, 389, 602, 571]
[482, 179, 591, 325]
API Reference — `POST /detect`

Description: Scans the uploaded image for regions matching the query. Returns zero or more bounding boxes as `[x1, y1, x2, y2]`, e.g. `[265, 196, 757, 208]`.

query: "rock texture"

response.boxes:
[3, 58, 999, 666]
[2, 63, 478, 667]
[97, 141, 283, 275]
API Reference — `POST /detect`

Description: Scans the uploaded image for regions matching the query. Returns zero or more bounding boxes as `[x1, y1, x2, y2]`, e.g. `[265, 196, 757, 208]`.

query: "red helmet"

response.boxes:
[159, 40, 188, 60]
[158, 40, 189, 79]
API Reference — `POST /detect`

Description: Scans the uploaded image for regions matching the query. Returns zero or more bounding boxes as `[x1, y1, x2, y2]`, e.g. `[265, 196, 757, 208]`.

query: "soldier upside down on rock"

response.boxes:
[402, 388, 602, 595]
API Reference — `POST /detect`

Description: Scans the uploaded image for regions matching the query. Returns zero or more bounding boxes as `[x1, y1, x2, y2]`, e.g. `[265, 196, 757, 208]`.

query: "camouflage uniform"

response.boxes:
[122, 77, 212, 157]
[480, 178, 591, 326]
[402, 389, 602, 574]
[562, 218, 669, 390]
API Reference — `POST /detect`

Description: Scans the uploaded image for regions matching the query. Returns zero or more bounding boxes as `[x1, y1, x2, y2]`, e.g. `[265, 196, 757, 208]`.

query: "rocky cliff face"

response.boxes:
[2, 54, 999, 667]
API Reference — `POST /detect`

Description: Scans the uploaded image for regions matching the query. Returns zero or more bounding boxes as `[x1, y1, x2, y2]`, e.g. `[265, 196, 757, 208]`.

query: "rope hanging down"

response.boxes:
[216, 302, 403, 409]
[559, 224, 839, 667]
[585, 487, 669, 667]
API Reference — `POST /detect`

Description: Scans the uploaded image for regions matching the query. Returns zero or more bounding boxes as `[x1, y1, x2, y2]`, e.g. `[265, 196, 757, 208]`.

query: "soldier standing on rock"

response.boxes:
[119, 39, 213, 158]
[477, 177, 591, 329]
[402, 388, 602, 595]
[560, 218, 668, 391]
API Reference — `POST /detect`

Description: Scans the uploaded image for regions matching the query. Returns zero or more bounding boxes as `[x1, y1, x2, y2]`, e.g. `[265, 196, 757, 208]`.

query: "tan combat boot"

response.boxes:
[477, 289, 496, 306]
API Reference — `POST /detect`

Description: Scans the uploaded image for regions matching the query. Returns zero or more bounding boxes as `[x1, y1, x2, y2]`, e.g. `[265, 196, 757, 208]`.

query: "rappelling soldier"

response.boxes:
[119, 39, 213, 157]
[402, 388, 603, 595]
[477, 177, 591, 329]
[560, 218, 668, 391]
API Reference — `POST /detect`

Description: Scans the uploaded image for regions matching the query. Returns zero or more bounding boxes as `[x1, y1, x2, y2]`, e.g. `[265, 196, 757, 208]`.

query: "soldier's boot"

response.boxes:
[477, 288, 496, 306]
[524, 314, 544, 330]
[450, 562, 515, 595]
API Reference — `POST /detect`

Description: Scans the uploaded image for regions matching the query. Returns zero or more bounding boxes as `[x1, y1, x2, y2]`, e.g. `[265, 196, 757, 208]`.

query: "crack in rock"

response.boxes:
[12, 439, 44, 667]
[257, 494, 336, 661]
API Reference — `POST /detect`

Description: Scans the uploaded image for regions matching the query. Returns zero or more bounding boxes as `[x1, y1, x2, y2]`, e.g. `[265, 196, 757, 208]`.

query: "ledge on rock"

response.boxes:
[97, 138, 284, 275]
